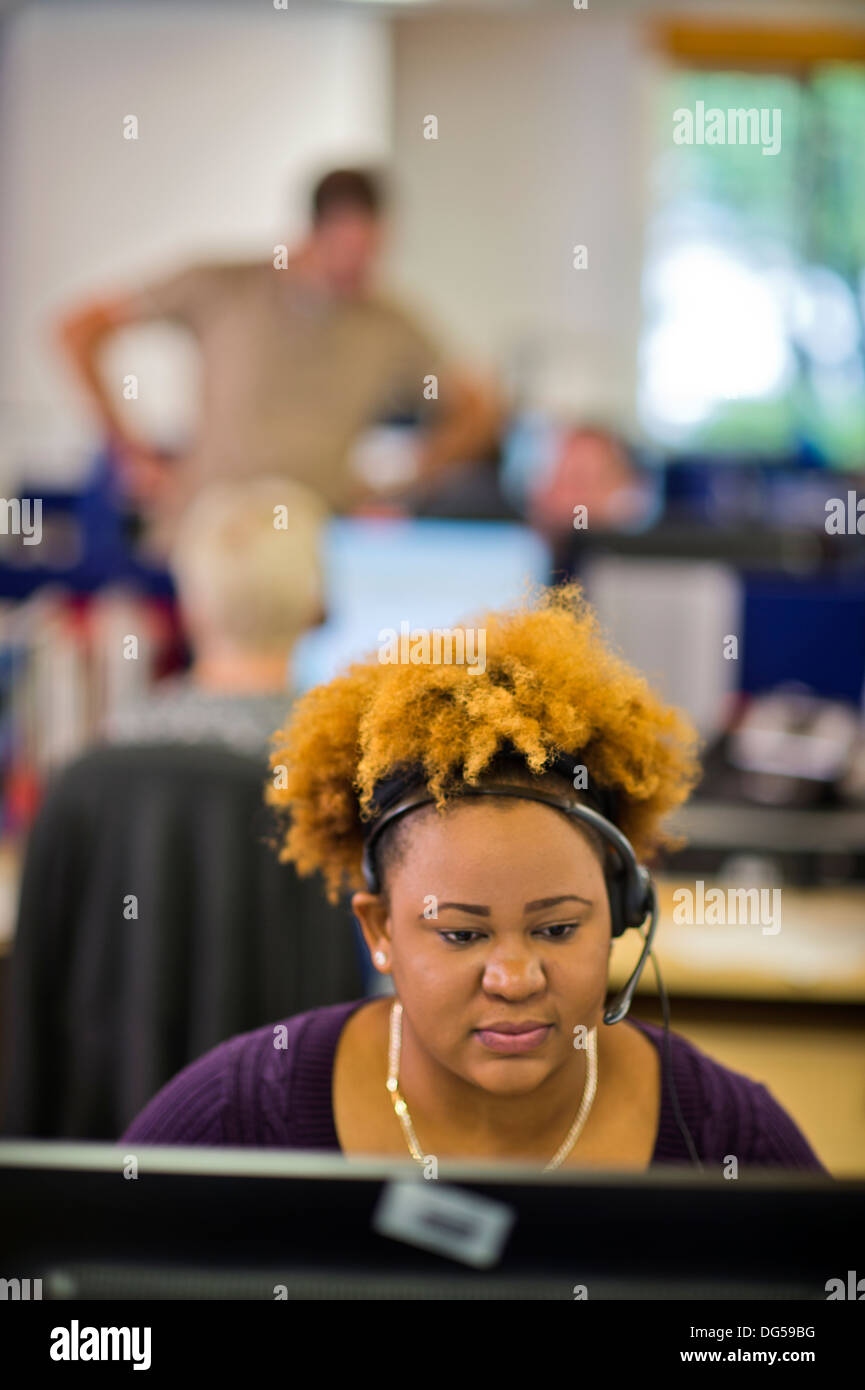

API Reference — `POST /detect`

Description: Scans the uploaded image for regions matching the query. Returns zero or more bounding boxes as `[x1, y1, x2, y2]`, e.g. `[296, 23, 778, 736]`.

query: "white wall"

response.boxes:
[0, 0, 391, 485]
[387, 10, 653, 432]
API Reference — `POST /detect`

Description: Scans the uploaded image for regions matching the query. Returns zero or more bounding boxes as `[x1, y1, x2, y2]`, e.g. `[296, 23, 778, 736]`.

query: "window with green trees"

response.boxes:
[640, 65, 865, 466]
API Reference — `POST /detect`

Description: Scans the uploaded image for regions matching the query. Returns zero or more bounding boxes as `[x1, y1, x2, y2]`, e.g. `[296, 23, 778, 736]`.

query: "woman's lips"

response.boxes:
[475, 1025, 552, 1054]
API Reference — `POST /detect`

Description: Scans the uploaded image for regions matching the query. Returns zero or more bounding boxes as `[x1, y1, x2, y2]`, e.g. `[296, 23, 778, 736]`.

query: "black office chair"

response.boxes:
[1, 741, 364, 1140]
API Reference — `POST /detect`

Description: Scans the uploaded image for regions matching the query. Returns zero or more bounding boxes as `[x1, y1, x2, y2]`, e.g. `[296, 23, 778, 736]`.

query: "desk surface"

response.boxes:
[609, 877, 865, 1003]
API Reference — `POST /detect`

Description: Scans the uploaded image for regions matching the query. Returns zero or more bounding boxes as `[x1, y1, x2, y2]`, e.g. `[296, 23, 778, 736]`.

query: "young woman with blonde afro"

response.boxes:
[122, 584, 826, 1173]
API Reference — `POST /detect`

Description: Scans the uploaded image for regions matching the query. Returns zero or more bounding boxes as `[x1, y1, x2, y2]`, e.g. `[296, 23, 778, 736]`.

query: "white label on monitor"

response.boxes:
[372, 1180, 515, 1269]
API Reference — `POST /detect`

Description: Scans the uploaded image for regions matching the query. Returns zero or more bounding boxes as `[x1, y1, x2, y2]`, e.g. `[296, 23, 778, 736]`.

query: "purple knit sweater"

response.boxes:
[120, 998, 828, 1172]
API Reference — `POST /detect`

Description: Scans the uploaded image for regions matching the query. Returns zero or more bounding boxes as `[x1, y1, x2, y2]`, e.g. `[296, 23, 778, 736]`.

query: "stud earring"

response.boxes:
[373, 951, 387, 967]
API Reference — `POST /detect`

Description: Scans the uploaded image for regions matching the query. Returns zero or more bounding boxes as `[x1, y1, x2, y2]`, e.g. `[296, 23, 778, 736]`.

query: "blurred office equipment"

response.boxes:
[723, 689, 860, 808]
[0, 453, 180, 836]
[741, 576, 865, 707]
[580, 556, 742, 737]
[290, 518, 551, 690]
[668, 573, 865, 879]
[0, 1145, 855, 1301]
[0, 585, 176, 838]
[0, 742, 363, 1141]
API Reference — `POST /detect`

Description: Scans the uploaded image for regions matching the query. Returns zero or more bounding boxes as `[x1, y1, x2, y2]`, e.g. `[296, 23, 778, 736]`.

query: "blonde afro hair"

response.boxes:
[265, 583, 701, 903]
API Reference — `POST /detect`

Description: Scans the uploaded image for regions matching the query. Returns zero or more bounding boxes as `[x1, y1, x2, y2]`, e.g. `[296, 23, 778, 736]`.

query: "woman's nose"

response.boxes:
[481, 950, 545, 996]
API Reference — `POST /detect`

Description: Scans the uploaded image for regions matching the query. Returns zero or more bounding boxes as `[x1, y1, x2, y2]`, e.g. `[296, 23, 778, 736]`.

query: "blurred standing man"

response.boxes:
[57, 168, 500, 552]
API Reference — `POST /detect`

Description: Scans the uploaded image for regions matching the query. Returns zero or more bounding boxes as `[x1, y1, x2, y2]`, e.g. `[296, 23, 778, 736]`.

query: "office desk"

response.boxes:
[609, 878, 865, 1004]
[609, 876, 865, 1177]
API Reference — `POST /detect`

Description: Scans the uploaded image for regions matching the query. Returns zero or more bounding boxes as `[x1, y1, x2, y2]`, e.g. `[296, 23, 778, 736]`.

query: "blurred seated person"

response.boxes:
[56, 167, 501, 554]
[527, 423, 649, 540]
[102, 475, 326, 755]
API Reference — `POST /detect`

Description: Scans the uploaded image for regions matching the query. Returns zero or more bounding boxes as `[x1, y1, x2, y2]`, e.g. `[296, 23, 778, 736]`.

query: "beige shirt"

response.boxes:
[129, 259, 447, 518]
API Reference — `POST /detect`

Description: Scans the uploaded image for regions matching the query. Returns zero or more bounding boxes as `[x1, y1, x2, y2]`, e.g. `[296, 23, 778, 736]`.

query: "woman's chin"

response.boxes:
[463, 1057, 553, 1095]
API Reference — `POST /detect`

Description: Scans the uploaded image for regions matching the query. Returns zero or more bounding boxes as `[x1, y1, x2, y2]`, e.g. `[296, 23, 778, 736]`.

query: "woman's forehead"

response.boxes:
[394, 796, 601, 857]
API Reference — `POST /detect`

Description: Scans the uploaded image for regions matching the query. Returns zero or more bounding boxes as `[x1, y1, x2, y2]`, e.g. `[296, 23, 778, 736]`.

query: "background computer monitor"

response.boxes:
[291, 519, 552, 690]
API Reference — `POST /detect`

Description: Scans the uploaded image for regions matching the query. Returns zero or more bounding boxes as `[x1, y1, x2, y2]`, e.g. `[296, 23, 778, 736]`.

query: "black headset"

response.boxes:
[359, 767, 703, 1167]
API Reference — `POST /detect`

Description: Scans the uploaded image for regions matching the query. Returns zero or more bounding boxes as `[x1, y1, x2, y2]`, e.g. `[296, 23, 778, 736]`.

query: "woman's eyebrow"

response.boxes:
[433, 902, 491, 918]
[524, 894, 593, 912]
[426, 893, 593, 920]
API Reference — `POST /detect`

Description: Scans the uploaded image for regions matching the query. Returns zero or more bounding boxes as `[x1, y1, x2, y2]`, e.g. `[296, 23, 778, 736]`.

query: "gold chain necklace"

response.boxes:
[386, 1000, 598, 1171]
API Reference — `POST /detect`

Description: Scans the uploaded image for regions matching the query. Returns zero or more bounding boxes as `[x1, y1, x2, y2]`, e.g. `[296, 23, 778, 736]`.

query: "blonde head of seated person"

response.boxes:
[169, 475, 328, 696]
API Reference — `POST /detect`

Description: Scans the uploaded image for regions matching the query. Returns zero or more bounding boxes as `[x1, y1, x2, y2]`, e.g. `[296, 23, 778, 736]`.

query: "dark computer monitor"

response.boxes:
[0, 1142, 859, 1301]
